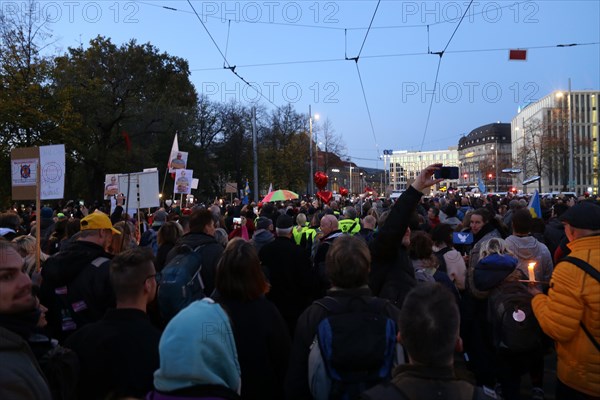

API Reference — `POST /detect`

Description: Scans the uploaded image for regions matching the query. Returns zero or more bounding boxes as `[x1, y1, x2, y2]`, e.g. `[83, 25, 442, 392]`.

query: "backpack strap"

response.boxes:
[314, 295, 390, 316]
[563, 256, 600, 282]
[435, 247, 452, 257]
[361, 382, 408, 400]
[561, 256, 600, 352]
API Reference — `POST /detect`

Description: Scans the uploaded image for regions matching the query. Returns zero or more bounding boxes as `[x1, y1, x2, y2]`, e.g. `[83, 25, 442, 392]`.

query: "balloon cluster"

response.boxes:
[339, 187, 349, 197]
[314, 171, 332, 204]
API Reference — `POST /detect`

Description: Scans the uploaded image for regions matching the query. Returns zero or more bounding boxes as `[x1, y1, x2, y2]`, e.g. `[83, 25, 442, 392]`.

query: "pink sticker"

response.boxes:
[55, 286, 68, 295]
[71, 301, 88, 313]
[513, 309, 526, 322]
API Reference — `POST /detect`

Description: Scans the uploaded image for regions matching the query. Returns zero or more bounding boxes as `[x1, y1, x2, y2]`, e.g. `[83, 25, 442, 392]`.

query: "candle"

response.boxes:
[528, 262, 536, 282]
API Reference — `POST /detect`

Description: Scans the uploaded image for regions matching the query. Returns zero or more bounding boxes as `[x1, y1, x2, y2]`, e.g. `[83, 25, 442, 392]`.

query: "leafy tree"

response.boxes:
[51, 36, 198, 200]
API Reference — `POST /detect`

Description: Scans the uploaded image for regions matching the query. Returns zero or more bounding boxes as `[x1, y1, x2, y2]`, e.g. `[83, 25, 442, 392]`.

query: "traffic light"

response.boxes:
[463, 173, 468, 180]
[488, 173, 493, 179]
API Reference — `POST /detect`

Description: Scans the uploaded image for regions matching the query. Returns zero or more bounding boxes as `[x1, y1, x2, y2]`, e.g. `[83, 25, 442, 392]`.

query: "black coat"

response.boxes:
[40, 240, 115, 342]
[65, 308, 161, 400]
[259, 236, 316, 335]
[216, 297, 291, 400]
[369, 186, 422, 308]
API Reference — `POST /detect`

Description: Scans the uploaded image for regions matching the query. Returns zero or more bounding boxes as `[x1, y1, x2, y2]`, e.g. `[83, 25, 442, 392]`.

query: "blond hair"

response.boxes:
[479, 237, 513, 259]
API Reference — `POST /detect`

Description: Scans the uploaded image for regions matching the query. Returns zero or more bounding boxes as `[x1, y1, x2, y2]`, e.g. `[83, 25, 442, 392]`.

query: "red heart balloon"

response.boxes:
[340, 187, 349, 197]
[314, 171, 328, 190]
[316, 190, 333, 204]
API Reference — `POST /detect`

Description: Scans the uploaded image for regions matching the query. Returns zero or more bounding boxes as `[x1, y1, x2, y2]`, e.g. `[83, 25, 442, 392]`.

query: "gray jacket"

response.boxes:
[0, 326, 52, 400]
[505, 235, 554, 284]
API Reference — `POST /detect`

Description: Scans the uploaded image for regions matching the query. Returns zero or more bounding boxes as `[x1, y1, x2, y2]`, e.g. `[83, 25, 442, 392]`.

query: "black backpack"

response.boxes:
[434, 247, 452, 273]
[487, 280, 542, 352]
[157, 244, 206, 322]
[308, 296, 398, 400]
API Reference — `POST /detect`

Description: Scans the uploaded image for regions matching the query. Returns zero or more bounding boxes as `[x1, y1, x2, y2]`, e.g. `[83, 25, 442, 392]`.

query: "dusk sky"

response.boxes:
[15, 0, 600, 169]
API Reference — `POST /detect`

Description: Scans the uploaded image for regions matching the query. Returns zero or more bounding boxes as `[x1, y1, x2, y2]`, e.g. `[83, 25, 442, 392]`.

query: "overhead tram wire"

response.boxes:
[138, 0, 531, 32]
[188, 41, 599, 71]
[184, 0, 279, 108]
[419, 0, 474, 152]
[346, 0, 382, 161]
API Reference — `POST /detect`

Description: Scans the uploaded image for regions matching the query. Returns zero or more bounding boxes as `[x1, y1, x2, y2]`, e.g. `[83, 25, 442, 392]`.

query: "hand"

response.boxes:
[81, 205, 89, 217]
[411, 163, 444, 193]
[567, 197, 575, 207]
[528, 284, 543, 297]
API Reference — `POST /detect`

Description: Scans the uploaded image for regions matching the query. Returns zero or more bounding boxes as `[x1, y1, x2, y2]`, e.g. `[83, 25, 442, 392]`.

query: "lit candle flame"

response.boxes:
[528, 262, 536, 282]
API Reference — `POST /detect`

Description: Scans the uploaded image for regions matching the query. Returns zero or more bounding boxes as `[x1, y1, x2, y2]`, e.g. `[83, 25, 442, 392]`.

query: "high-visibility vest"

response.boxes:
[338, 218, 361, 235]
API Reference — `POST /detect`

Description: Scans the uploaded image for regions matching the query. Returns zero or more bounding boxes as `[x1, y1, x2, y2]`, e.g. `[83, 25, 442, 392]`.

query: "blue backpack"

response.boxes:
[140, 228, 158, 256]
[308, 296, 399, 400]
[157, 244, 206, 322]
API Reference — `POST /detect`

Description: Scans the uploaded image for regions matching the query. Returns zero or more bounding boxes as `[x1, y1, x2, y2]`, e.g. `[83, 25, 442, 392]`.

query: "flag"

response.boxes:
[168, 133, 179, 170]
[453, 232, 473, 245]
[509, 49, 527, 61]
[528, 190, 542, 218]
[477, 176, 487, 194]
[121, 131, 131, 153]
[267, 183, 273, 194]
[242, 179, 250, 205]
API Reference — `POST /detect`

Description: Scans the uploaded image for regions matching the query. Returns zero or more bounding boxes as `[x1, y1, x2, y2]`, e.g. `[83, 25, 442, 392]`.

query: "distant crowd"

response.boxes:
[0, 164, 599, 400]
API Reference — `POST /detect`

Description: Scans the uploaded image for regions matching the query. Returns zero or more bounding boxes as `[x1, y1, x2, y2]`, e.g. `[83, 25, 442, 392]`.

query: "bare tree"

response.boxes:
[316, 117, 347, 173]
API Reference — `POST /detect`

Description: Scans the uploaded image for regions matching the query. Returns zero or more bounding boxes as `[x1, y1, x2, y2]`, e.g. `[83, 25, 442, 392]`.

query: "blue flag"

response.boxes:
[242, 180, 250, 205]
[477, 176, 487, 195]
[453, 232, 473, 245]
[528, 190, 542, 218]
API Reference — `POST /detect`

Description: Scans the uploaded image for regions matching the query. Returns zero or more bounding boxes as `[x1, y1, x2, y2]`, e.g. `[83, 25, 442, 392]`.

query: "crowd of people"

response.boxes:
[0, 164, 598, 400]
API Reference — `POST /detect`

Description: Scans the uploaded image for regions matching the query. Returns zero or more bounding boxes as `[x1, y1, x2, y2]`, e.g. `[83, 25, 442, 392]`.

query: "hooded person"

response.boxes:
[250, 217, 275, 253]
[148, 298, 241, 400]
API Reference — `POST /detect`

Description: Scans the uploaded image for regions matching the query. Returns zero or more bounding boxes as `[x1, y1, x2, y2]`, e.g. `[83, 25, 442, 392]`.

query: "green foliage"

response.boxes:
[0, 2, 347, 206]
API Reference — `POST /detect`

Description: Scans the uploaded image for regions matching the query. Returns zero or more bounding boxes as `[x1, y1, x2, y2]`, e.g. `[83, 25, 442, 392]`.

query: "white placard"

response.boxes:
[169, 151, 188, 173]
[174, 169, 193, 195]
[192, 178, 199, 190]
[11, 158, 38, 186]
[118, 171, 160, 209]
[39, 145, 65, 200]
[104, 174, 121, 198]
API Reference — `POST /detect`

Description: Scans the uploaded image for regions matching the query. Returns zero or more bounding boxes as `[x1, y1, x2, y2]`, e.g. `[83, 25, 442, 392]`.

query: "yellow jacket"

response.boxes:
[532, 234, 600, 396]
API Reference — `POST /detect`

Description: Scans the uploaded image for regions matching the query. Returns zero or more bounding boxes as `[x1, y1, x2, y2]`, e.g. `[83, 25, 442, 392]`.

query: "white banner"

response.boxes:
[39, 145, 65, 200]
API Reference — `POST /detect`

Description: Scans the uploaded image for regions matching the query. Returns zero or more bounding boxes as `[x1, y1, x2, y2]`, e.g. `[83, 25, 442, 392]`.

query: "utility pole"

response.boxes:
[252, 107, 258, 203]
[568, 78, 574, 192]
[309, 105, 314, 196]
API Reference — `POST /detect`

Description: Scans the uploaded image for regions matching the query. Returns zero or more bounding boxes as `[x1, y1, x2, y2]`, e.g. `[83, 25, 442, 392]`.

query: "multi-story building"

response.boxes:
[511, 90, 599, 195]
[458, 123, 512, 193]
[387, 148, 459, 192]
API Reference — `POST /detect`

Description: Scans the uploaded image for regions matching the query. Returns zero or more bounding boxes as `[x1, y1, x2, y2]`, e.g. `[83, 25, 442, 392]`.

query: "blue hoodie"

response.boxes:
[153, 298, 241, 394]
[473, 253, 519, 292]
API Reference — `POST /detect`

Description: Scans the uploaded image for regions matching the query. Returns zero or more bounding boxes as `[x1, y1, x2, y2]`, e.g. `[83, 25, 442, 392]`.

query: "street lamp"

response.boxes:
[556, 84, 574, 192]
[491, 142, 499, 192]
[349, 165, 354, 195]
[308, 106, 320, 195]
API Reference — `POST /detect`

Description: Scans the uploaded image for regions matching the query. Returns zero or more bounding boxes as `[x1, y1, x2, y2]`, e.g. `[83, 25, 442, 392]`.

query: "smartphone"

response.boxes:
[434, 166, 459, 180]
[233, 217, 242, 225]
[79, 200, 84, 206]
